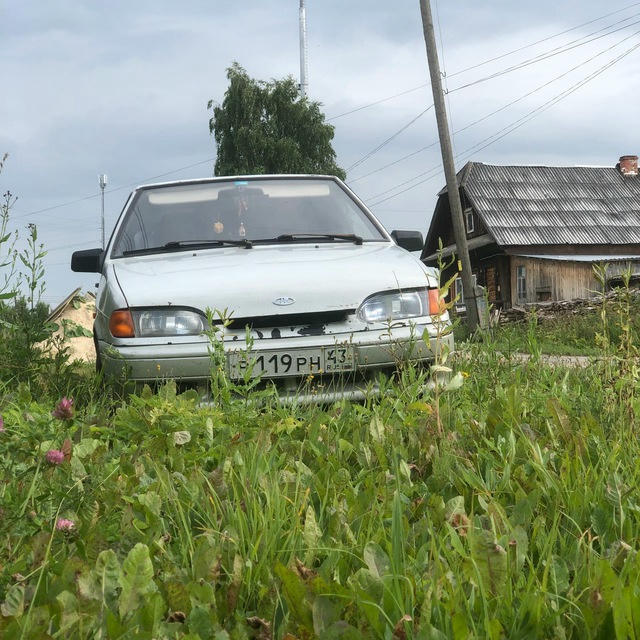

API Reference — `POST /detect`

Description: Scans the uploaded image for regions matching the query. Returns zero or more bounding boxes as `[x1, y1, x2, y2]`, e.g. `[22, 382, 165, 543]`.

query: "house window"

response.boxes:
[455, 277, 463, 303]
[516, 265, 527, 301]
[465, 208, 474, 234]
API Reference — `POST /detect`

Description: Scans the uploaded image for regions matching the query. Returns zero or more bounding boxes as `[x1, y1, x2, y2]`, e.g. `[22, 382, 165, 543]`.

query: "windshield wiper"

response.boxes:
[254, 233, 363, 245]
[121, 239, 252, 256]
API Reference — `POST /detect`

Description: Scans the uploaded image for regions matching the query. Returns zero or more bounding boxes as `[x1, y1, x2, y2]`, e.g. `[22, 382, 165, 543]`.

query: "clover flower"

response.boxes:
[56, 518, 75, 532]
[52, 397, 74, 420]
[46, 449, 65, 465]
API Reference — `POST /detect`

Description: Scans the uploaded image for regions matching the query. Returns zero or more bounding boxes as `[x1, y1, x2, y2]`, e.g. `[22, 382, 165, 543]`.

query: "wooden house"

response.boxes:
[421, 156, 640, 309]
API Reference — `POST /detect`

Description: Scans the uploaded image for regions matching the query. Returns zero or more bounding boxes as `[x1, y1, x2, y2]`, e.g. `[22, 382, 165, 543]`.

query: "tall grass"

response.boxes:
[1, 283, 640, 637]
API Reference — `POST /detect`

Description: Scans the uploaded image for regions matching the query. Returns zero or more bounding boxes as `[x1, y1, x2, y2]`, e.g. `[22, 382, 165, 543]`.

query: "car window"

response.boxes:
[111, 179, 385, 256]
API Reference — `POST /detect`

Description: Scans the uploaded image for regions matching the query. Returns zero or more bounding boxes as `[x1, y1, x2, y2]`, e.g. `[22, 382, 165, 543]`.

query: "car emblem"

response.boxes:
[273, 296, 295, 306]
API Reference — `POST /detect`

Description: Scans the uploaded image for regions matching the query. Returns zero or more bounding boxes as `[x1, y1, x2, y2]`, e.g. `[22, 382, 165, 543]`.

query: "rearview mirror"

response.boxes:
[390, 230, 424, 252]
[71, 248, 103, 273]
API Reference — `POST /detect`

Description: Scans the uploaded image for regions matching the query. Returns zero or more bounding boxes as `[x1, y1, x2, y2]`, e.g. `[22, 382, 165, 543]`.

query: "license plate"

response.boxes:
[227, 346, 355, 379]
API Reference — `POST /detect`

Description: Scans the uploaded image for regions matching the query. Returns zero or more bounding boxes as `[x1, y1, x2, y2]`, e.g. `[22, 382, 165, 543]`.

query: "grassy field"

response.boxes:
[2, 302, 640, 640]
[466, 289, 640, 357]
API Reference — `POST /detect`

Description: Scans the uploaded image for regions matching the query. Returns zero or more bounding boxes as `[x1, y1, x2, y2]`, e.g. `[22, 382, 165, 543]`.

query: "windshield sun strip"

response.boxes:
[110, 177, 389, 258]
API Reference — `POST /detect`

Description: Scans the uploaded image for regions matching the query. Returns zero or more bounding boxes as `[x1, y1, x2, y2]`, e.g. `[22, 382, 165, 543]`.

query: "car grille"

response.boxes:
[224, 310, 354, 330]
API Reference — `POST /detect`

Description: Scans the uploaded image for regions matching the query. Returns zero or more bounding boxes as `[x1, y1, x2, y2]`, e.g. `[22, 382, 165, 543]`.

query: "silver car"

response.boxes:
[72, 175, 452, 401]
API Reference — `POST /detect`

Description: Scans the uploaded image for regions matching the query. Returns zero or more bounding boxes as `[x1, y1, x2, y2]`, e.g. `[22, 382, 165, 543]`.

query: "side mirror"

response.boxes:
[390, 230, 424, 252]
[71, 248, 103, 273]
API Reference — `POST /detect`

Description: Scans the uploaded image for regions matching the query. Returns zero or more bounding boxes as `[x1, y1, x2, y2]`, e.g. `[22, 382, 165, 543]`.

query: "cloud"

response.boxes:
[2, 0, 639, 303]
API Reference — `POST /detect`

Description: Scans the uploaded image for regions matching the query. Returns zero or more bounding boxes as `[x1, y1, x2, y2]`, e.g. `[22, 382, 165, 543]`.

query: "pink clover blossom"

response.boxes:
[56, 518, 75, 532]
[46, 449, 65, 465]
[52, 397, 74, 420]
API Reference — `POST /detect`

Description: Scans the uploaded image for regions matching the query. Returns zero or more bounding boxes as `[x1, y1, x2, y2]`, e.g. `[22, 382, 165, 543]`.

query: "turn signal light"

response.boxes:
[428, 288, 446, 315]
[109, 309, 135, 338]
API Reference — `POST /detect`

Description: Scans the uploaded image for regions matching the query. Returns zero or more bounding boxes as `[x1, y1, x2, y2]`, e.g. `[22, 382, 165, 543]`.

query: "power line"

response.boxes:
[366, 163, 442, 205]
[350, 25, 640, 184]
[327, 84, 429, 121]
[346, 105, 433, 172]
[328, 3, 640, 123]
[349, 141, 441, 183]
[366, 38, 640, 207]
[434, 0, 457, 157]
[39, 31, 638, 255]
[448, 1, 640, 78]
[343, 0, 447, 182]
[45, 242, 97, 254]
[26, 27, 640, 255]
[448, 13, 640, 94]
[11, 157, 216, 222]
[456, 41, 640, 166]
[12, 6, 640, 227]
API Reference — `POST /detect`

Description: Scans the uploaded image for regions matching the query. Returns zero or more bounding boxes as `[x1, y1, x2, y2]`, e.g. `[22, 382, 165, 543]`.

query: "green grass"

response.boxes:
[489, 314, 602, 356]
[454, 291, 640, 357]
[2, 329, 640, 638]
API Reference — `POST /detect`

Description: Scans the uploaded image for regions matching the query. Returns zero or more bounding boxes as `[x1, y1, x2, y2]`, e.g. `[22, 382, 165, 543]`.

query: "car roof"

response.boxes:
[135, 174, 340, 191]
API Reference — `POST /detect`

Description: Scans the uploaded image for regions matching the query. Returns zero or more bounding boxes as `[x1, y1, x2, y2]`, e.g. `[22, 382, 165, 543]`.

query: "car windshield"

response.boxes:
[111, 178, 386, 257]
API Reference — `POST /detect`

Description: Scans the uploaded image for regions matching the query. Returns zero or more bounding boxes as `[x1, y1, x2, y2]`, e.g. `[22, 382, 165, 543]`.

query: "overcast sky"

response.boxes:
[2, 0, 640, 304]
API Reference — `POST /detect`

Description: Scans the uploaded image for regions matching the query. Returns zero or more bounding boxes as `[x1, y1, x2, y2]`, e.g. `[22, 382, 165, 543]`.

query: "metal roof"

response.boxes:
[459, 162, 640, 247]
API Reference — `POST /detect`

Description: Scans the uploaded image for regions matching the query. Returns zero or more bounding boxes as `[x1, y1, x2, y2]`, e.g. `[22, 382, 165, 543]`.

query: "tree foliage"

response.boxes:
[208, 63, 345, 179]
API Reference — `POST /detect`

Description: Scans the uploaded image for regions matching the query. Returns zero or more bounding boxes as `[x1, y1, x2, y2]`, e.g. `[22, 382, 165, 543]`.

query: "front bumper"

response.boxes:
[99, 324, 454, 383]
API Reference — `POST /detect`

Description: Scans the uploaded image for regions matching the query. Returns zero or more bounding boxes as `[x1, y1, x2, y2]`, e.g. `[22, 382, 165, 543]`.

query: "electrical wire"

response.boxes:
[448, 1, 640, 78]
[44, 241, 97, 254]
[328, 3, 640, 122]
[326, 84, 429, 121]
[345, 105, 433, 172]
[13, 5, 640, 230]
[11, 157, 216, 222]
[37, 30, 639, 255]
[43, 34, 630, 259]
[349, 141, 441, 183]
[350, 25, 640, 184]
[435, 0, 457, 159]
[32, 28, 640, 254]
[365, 38, 640, 207]
[456, 41, 640, 167]
[448, 13, 640, 94]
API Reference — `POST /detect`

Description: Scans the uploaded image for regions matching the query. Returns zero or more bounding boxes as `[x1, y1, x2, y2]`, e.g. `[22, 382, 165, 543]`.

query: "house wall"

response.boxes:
[461, 192, 488, 241]
[424, 192, 488, 256]
[509, 257, 601, 306]
[441, 251, 512, 312]
[477, 254, 511, 308]
[605, 260, 640, 284]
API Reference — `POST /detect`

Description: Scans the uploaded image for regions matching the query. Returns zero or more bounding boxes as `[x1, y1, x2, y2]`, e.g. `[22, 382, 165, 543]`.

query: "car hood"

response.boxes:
[111, 243, 435, 317]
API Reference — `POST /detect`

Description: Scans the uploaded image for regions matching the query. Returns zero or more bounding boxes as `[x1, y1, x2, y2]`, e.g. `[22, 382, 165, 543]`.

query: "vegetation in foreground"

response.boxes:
[2, 294, 640, 639]
[4, 158, 640, 638]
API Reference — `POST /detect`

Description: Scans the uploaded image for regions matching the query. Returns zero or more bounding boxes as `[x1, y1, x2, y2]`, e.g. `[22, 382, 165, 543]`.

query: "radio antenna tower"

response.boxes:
[299, 0, 309, 98]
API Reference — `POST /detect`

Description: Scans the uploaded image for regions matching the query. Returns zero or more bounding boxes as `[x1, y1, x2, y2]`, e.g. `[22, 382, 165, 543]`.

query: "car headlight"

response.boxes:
[357, 289, 429, 324]
[130, 308, 205, 337]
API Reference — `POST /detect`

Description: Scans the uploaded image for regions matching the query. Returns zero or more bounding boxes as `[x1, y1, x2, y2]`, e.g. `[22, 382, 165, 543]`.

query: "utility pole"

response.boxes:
[99, 174, 108, 250]
[299, 0, 309, 98]
[419, 0, 479, 330]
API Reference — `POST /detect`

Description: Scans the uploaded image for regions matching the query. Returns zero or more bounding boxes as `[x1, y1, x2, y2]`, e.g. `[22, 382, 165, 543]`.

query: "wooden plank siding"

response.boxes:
[606, 260, 640, 283]
[509, 257, 601, 306]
